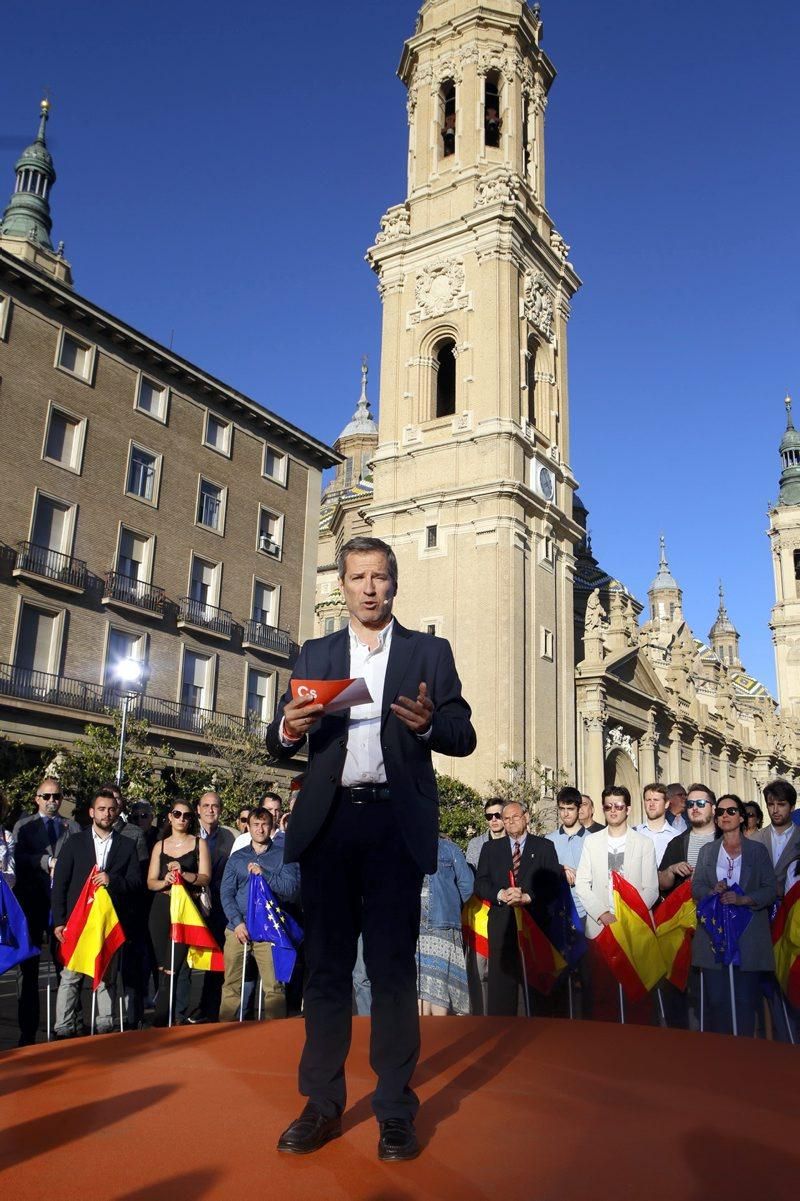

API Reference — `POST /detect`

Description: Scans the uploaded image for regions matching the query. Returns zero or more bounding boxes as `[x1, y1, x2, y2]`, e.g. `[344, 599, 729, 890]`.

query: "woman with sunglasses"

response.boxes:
[691, 794, 777, 1035]
[147, 802, 211, 1026]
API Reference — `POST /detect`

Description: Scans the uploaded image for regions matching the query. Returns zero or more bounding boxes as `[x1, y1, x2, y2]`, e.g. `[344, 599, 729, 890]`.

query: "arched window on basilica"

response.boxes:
[484, 72, 502, 148]
[525, 334, 538, 425]
[441, 80, 456, 158]
[435, 338, 456, 418]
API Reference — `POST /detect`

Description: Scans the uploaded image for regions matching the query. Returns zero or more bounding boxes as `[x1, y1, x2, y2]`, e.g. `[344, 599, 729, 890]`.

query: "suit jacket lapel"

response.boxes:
[381, 622, 414, 727]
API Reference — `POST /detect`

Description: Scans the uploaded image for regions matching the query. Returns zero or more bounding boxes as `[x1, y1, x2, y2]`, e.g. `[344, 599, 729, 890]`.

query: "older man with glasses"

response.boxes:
[12, 778, 80, 1045]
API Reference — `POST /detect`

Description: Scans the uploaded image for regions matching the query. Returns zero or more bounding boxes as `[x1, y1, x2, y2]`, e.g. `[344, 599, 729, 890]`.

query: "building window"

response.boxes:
[246, 667, 274, 723]
[14, 601, 63, 678]
[258, 507, 284, 557]
[189, 556, 221, 609]
[0, 293, 9, 340]
[196, 478, 226, 533]
[324, 617, 335, 635]
[522, 94, 531, 178]
[484, 72, 502, 148]
[56, 331, 94, 383]
[263, 444, 288, 484]
[42, 404, 86, 473]
[441, 80, 456, 157]
[104, 627, 146, 688]
[435, 339, 456, 418]
[126, 444, 161, 504]
[181, 649, 213, 711]
[541, 627, 554, 660]
[426, 525, 438, 549]
[117, 526, 153, 585]
[426, 623, 437, 636]
[30, 492, 75, 561]
[794, 549, 800, 582]
[540, 534, 554, 564]
[136, 375, 169, 422]
[204, 412, 232, 456]
[525, 336, 538, 425]
[253, 580, 277, 626]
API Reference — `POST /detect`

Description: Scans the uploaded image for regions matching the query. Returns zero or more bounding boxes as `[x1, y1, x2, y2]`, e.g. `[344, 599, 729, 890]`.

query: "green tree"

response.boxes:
[435, 771, 485, 849]
[0, 736, 57, 825]
[483, 759, 565, 835]
[54, 714, 172, 817]
[173, 721, 281, 825]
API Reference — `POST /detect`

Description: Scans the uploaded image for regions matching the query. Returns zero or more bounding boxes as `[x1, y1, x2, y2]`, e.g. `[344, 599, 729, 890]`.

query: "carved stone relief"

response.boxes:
[407, 258, 468, 326]
[522, 270, 555, 342]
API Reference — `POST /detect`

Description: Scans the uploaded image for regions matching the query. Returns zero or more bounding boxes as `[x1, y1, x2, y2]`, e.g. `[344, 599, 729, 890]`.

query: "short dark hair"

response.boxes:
[248, 807, 274, 827]
[336, 537, 398, 587]
[763, 778, 797, 809]
[556, 786, 582, 807]
[665, 783, 687, 799]
[601, 785, 631, 807]
[483, 796, 504, 813]
[642, 783, 667, 800]
[687, 783, 716, 805]
[92, 788, 118, 805]
[261, 791, 283, 807]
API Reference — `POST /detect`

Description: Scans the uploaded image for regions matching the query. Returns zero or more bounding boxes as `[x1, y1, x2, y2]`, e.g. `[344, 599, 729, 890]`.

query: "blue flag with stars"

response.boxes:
[546, 878, 588, 970]
[0, 876, 39, 976]
[246, 873, 303, 982]
[696, 884, 753, 967]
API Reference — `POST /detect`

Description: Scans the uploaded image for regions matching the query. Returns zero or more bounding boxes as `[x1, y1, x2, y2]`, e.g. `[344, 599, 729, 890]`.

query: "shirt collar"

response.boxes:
[558, 824, 585, 838]
[348, 618, 394, 653]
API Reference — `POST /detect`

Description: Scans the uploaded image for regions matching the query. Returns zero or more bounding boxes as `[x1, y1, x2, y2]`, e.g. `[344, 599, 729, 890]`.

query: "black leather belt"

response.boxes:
[338, 785, 391, 804]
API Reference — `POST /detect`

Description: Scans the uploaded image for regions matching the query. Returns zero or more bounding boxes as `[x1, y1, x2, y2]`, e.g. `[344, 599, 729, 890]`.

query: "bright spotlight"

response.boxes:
[114, 657, 143, 687]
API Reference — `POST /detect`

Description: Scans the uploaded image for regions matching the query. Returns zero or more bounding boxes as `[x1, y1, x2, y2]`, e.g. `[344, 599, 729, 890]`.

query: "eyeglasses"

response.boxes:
[171, 810, 191, 820]
[686, 799, 711, 809]
[602, 802, 627, 812]
[485, 812, 503, 821]
[716, 807, 739, 817]
[37, 792, 62, 800]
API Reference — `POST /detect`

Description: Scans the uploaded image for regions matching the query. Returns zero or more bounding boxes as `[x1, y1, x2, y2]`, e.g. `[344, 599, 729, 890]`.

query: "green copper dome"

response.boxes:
[0, 100, 57, 249]
[778, 395, 800, 506]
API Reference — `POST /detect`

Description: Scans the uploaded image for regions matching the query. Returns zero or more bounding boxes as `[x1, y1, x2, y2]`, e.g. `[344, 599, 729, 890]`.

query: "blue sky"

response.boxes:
[2, 0, 798, 693]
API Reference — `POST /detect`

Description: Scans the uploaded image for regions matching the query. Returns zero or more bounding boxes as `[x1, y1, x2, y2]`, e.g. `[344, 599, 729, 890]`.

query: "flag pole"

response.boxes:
[780, 992, 795, 1045]
[90, 989, 97, 1036]
[168, 939, 176, 1029]
[257, 966, 263, 1022]
[239, 942, 248, 1022]
[699, 971, 704, 1032]
[728, 963, 738, 1036]
[656, 985, 666, 1026]
[118, 969, 125, 1033]
[618, 982, 625, 1025]
[509, 870, 531, 1018]
[567, 973, 574, 1020]
[46, 957, 52, 1042]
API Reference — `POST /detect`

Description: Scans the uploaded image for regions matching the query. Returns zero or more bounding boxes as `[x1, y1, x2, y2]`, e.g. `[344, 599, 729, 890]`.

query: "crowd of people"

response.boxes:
[1, 771, 797, 1047]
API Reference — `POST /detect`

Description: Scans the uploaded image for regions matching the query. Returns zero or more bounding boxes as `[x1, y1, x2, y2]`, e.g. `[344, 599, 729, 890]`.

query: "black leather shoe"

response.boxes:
[277, 1104, 342, 1155]
[378, 1118, 420, 1162]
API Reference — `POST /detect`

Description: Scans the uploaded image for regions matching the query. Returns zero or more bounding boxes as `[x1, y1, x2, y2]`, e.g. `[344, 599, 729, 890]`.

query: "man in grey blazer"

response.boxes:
[756, 778, 800, 895]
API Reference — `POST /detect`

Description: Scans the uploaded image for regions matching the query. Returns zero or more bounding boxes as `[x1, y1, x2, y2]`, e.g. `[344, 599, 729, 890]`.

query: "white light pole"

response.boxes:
[113, 658, 144, 787]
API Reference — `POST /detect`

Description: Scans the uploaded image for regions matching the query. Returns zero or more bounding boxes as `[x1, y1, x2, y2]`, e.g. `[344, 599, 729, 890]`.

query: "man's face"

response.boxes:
[340, 551, 396, 630]
[198, 795, 221, 827]
[36, 780, 63, 817]
[558, 803, 580, 830]
[643, 790, 667, 822]
[263, 798, 282, 826]
[236, 809, 251, 832]
[484, 805, 504, 837]
[668, 790, 687, 816]
[602, 796, 629, 830]
[579, 796, 594, 825]
[91, 797, 118, 832]
[249, 814, 272, 846]
[766, 796, 794, 831]
[131, 806, 153, 831]
[686, 790, 714, 828]
[502, 805, 528, 839]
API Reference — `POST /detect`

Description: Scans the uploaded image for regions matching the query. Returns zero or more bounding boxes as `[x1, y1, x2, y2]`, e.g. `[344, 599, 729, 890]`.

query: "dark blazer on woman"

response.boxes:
[691, 837, 777, 972]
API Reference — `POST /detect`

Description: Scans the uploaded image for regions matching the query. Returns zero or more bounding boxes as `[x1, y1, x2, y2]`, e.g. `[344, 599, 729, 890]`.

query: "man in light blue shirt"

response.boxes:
[546, 786, 592, 1018]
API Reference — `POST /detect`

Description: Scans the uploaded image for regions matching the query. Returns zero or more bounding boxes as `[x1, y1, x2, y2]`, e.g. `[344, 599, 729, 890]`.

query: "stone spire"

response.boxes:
[0, 99, 72, 285]
[709, 581, 741, 669]
[778, 393, 800, 506]
[327, 358, 379, 495]
[338, 356, 378, 441]
[648, 534, 682, 622]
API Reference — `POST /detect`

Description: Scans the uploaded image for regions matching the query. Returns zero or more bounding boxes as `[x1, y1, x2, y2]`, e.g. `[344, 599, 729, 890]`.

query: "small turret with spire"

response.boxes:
[0, 99, 72, 285]
[326, 357, 379, 495]
[778, 393, 800, 506]
[648, 534, 683, 623]
[709, 581, 742, 669]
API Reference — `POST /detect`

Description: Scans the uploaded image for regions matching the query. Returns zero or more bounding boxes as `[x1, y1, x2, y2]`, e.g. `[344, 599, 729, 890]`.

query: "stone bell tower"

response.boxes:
[769, 395, 800, 720]
[366, 0, 582, 790]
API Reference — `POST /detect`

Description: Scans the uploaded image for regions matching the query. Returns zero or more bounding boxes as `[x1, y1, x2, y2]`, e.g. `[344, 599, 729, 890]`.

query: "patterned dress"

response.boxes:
[416, 878, 470, 1014]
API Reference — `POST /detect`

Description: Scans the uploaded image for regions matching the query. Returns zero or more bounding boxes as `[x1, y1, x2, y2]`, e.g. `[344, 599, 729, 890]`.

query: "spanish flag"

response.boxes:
[595, 871, 664, 1001]
[169, 877, 224, 972]
[653, 878, 697, 991]
[772, 879, 800, 1008]
[515, 906, 567, 996]
[58, 870, 125, 989]
[461, 895, 490, 958]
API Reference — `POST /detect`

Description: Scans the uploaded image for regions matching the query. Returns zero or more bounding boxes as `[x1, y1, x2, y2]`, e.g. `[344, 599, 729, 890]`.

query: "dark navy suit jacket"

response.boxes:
[265, 620, 476, 875]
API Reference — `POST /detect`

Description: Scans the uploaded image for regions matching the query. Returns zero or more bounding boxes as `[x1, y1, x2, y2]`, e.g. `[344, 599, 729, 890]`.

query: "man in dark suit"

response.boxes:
[268, 536, 475, 1161]
[193, 790, 235, 1022]
[475, 800, 560, 1016]
[51, 788, 141, 1036]
[12, 777, 80, 1045]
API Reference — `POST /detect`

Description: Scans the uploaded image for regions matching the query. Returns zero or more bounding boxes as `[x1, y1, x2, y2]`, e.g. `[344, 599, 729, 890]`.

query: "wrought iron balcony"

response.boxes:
[103, 571, 165, 617]
[13, 542, 87, 593]
[242, 619, 295, 657]
[0, 662, 108, 714]
[177, 597, 233, 641]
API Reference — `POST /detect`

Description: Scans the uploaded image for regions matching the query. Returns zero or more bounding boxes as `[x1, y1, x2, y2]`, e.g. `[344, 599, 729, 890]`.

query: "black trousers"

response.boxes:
[486, 906, 525, 1016]
[17, 906, 59, 1042]
[298, 793, 423, 1121]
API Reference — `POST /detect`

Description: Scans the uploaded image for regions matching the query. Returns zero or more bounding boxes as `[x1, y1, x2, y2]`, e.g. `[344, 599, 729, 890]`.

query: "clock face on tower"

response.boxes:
[539, 466, 554, 501]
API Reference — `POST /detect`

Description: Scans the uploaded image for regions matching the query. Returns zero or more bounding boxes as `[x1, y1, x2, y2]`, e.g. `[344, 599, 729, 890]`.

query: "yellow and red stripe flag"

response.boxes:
[169, 877, 223, 972]
[772, 879, 800, 1008]
[595, 871, 665, 1001]
[514, 906, 567, 996]
[653, 878, 697, 991]
[461, 895, 490, 958]
[58, 869, 125, 990]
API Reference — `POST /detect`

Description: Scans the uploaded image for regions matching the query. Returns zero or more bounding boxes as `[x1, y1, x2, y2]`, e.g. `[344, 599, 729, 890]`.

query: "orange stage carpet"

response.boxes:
[0, 1017, 796, 1201]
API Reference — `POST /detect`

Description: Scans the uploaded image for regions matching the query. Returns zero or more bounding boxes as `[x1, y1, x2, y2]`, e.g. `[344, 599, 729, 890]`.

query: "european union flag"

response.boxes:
[246, 873, 303, 983]
[546, 878, 588, 970]
[0, 877, 39, 976]
[696, 884, 753, 967]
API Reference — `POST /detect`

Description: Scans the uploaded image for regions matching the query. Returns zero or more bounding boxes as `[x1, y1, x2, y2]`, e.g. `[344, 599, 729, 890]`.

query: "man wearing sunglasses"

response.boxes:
[465, 798, 506, 871]
[12, 778, 80, 1045]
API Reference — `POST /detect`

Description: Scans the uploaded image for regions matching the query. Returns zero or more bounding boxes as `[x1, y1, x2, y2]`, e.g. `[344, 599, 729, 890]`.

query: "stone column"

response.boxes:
[691, 734, 704, 781]
[639, 730, 657, 788]
[582, 711, 607, 809]
[668, 724, 683, 782]
[718, 746, 730, 793]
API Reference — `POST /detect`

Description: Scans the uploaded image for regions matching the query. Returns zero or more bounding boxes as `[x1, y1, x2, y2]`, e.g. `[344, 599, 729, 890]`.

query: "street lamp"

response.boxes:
[113, 657, 144, 787]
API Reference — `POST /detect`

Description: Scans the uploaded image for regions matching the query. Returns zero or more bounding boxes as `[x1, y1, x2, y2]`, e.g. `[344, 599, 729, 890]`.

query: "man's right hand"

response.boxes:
[598, 911, 616, 927]
[282, 694, 324, 741]
[53, 925, 66, 944]
[234, 923, 250, 945]
[671, 861, 692, 880]
[500, 886, 523, 906]
[563, 866, 576, 886]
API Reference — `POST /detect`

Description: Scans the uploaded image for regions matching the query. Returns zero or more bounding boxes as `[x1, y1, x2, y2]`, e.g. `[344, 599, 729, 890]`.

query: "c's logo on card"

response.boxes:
[297, 686, 318, 700]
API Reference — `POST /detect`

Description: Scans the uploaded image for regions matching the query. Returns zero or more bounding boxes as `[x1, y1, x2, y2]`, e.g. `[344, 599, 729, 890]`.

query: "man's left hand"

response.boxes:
[391, 681, 433, 734]
[91, 871, 110, 888]
[247, 863, 263, 876]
